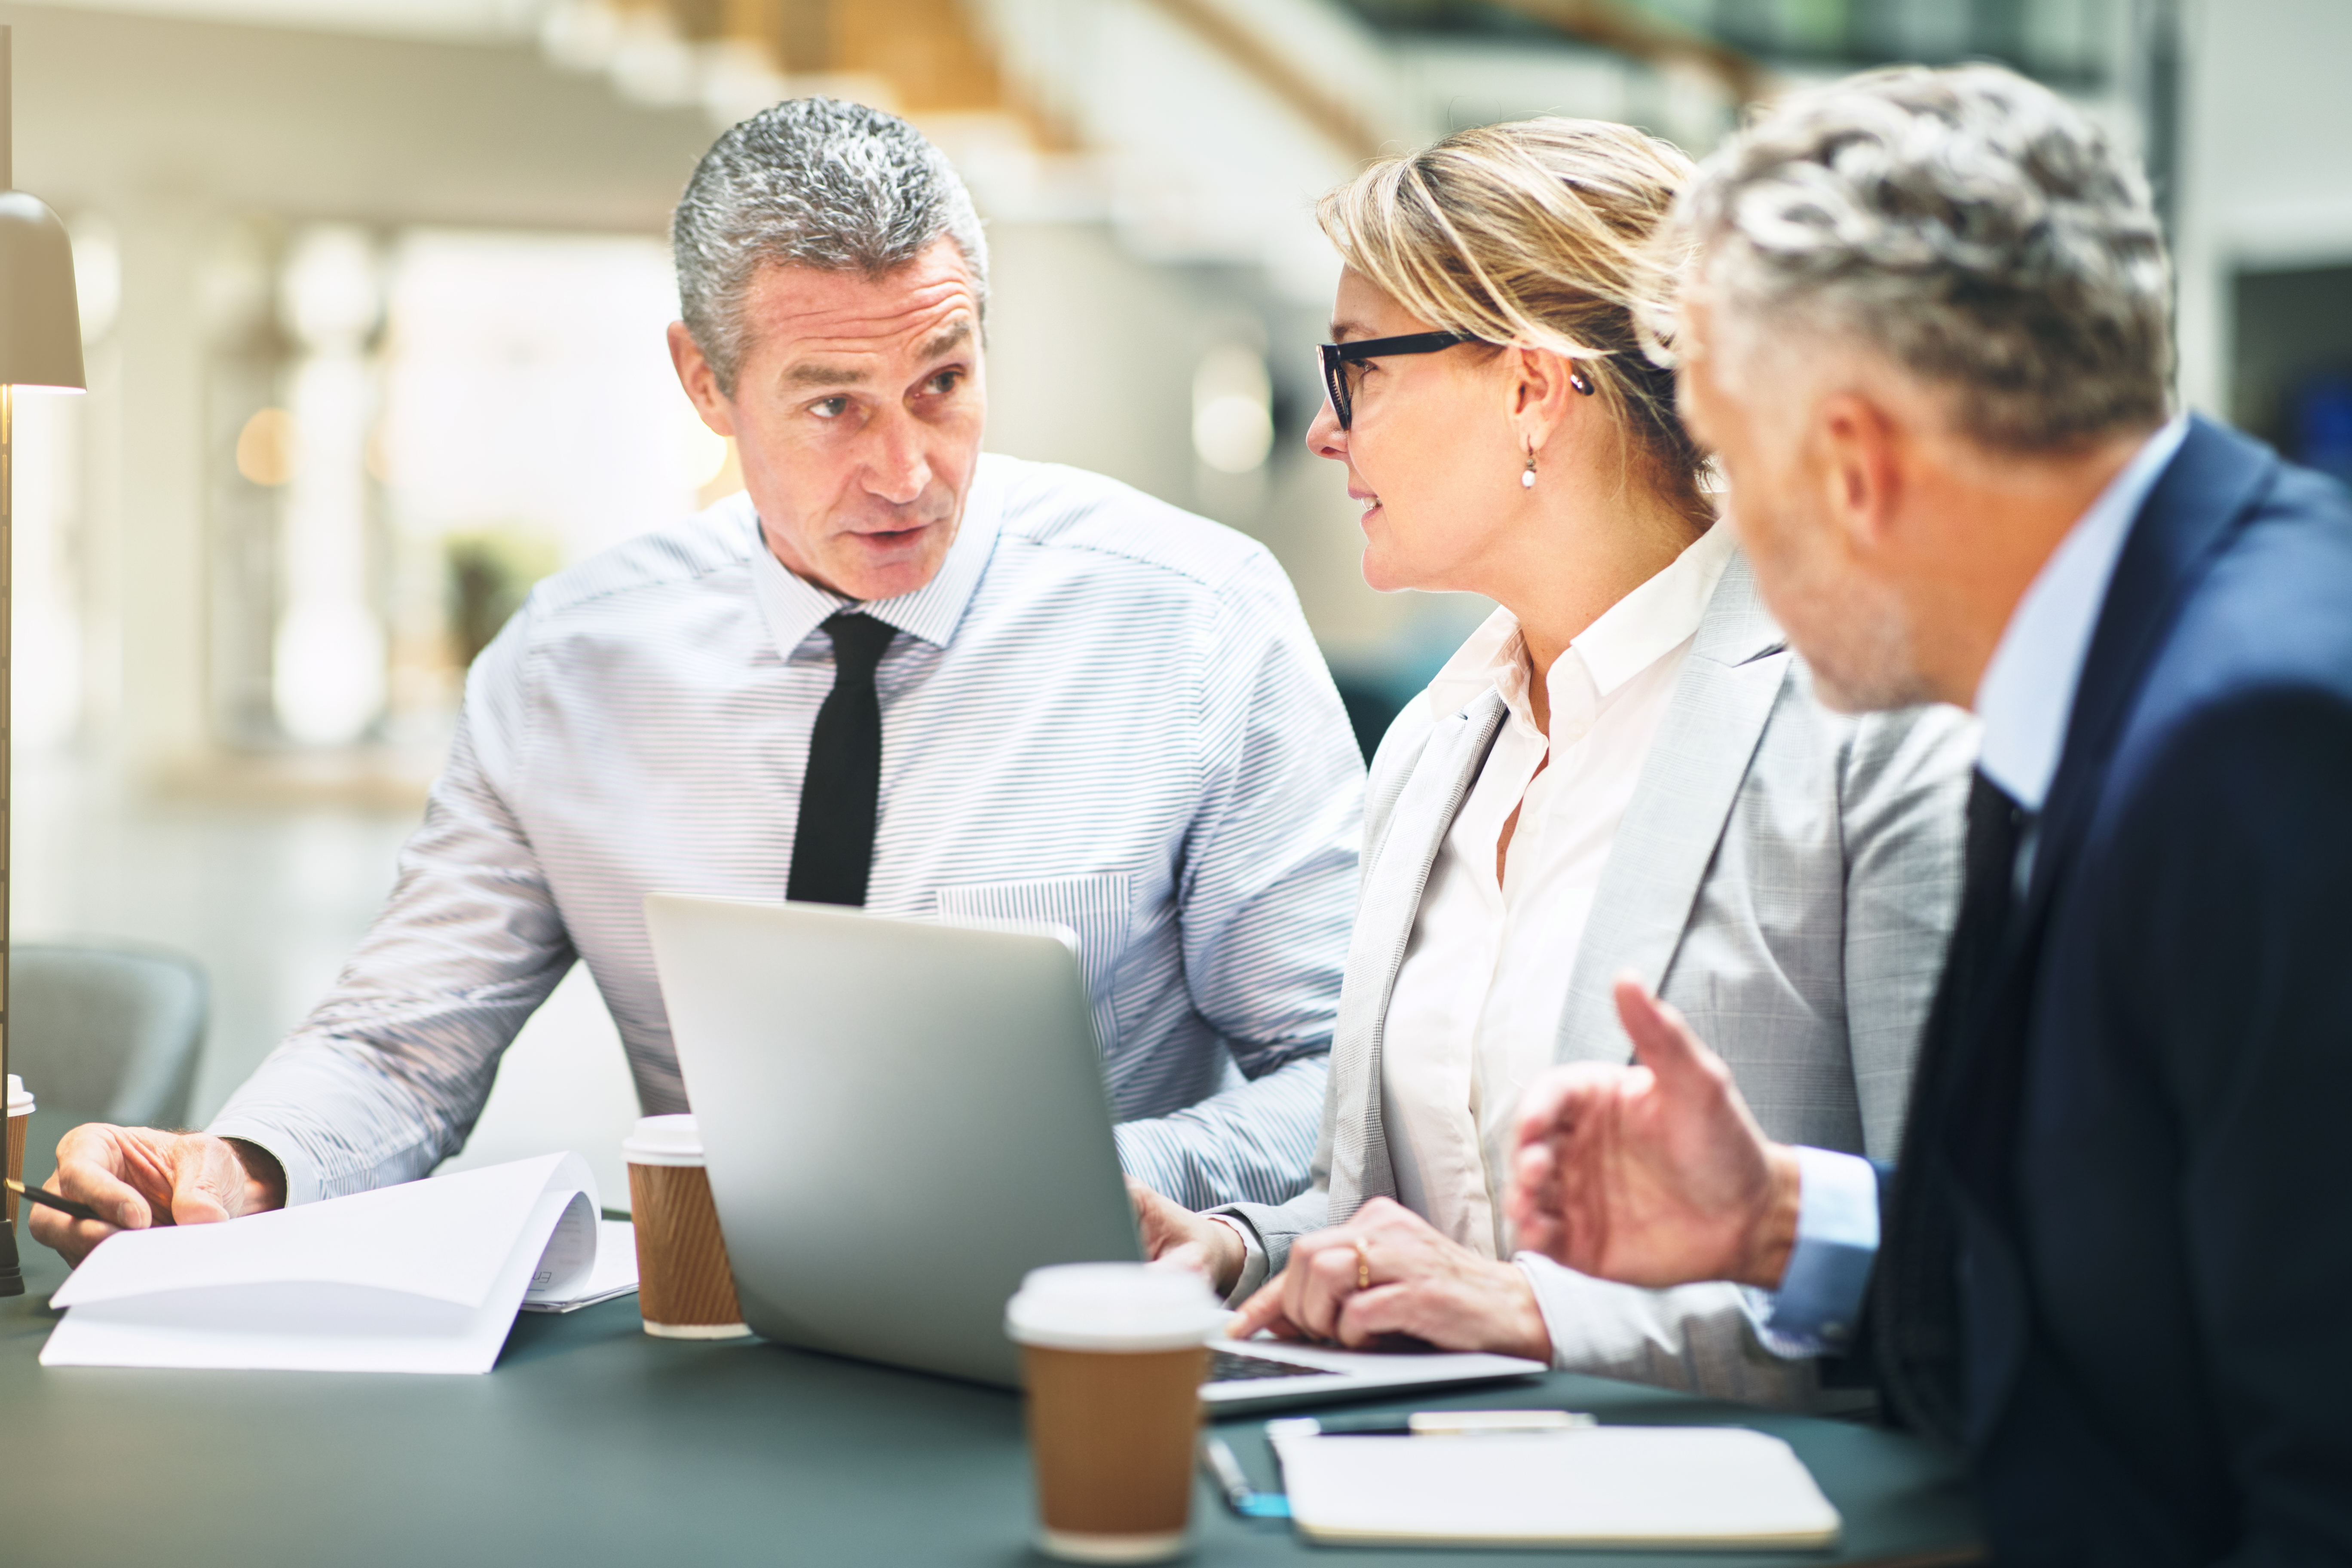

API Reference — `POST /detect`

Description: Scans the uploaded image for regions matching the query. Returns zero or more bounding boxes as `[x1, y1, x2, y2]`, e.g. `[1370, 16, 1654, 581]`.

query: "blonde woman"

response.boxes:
[1134, 120, 1973, 1406]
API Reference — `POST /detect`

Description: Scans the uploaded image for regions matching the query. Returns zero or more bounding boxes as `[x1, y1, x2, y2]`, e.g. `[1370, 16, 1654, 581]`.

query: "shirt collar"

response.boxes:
[1425, 520, 1738, 725]
[1975, 415, 2190, 812]
[746, 454, 1006, 658]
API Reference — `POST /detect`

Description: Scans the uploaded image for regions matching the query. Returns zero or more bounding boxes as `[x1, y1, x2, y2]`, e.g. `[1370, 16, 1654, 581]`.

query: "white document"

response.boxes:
[1274, 1426, 1843, 1549]
[43, 1153, 615, 1375]
[520, 1219, 640, 1314]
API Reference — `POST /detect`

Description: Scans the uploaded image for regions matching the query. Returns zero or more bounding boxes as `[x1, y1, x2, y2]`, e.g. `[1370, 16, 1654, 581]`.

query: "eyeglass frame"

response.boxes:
[1316, 332, 1471, 432]
[1317, 331, 1598, 431]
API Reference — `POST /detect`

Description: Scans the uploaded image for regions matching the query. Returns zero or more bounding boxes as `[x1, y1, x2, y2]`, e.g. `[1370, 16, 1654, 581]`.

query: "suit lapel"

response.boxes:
[1555, 550, 1790, 1063]
[1325, 689, 1507, 1220]
[1941, 417, 2278, 1452]
[1981, 418, 2277, 1022]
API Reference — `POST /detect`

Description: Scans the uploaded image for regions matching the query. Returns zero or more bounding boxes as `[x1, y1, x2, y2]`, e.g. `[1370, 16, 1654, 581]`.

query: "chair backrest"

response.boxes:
[10, 943, 208, 1129]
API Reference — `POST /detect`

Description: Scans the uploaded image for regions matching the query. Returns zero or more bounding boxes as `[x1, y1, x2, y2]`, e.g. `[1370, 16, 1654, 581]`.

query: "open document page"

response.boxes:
[42, 1153, 623, 1374]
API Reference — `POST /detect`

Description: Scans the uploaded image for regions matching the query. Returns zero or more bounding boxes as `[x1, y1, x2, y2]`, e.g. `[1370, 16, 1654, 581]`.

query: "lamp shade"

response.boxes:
[0, 188, 83, 390]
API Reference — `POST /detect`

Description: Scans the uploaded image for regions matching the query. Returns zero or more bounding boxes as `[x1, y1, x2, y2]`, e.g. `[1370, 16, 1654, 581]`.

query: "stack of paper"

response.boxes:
[1273, 1425, 1843, 1549]
[42, 1153, 635, 1375]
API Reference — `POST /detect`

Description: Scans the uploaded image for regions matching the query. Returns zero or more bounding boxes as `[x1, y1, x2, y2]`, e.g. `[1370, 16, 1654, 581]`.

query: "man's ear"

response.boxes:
[1812, 390, 1905, 557]
[668, 321, 738, 439]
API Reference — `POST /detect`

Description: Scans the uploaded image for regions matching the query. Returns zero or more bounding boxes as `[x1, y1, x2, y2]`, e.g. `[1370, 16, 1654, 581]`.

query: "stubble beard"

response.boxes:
[1761, 535, 1939, 714]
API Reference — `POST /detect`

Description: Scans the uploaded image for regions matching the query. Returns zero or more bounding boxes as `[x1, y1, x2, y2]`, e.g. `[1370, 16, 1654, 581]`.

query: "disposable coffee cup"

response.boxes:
[5, 1075, 34, 1228]
[1006, 1263, 1228, 1563]
[622, 1114, 749, 1339]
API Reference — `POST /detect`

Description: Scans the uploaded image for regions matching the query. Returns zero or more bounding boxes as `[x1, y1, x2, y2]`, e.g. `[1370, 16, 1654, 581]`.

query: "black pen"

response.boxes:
[6, 1178, 108, 1225]
[1267, 1409, 1595, 1439]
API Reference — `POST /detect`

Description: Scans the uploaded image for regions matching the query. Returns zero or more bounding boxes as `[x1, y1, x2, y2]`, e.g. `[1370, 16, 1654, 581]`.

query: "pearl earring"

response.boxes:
[1521, 450, 1536, 490]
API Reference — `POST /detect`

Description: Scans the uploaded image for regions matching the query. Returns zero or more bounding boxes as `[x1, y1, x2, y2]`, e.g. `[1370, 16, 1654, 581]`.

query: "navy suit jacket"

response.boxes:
[1881, 417, 2352, 1565]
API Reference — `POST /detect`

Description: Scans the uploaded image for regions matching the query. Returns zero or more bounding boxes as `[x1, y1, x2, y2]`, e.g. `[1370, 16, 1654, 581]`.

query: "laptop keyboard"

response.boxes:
[1208, 1349, 1328, 1384]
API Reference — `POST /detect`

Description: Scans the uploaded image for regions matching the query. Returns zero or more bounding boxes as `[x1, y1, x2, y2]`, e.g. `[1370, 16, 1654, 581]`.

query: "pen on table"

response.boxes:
[1265, 1409, 1596, 1439]
[5, 1178, 109, 1225]
[1199, 1435, 1291, 1519]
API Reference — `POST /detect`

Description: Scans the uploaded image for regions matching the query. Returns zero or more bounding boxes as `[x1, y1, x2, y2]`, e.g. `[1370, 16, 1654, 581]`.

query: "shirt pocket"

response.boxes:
[934, 872, 1134, 1047]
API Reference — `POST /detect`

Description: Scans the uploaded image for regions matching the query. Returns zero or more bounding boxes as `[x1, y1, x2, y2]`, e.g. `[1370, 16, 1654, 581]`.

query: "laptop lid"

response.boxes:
[645, 894, 1144, 1388]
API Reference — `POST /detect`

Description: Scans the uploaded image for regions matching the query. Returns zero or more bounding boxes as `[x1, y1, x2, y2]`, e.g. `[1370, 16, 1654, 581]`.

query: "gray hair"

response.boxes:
[1669, 64, 2171, 450]
[673, 97, 989, 396]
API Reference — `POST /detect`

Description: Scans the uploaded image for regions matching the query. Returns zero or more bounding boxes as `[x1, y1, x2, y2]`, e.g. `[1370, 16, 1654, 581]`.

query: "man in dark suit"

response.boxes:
[1504, 64, 2352, 1565]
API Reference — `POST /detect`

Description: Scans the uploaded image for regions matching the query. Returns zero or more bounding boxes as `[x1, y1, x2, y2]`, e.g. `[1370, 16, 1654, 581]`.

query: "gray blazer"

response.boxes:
[1218, 550, 1974, 1407]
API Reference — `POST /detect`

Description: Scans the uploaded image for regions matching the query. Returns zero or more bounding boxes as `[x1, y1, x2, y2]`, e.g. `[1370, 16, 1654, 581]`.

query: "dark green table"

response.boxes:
[0, 1150, 1980, 1567]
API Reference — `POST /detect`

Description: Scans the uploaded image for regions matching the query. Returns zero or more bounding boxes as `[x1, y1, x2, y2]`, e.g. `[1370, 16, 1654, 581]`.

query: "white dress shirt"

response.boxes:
[1758, 415, 2191, 1353]
[1381, 523, 1738, 1256]
[211, 455, 1366, 1211]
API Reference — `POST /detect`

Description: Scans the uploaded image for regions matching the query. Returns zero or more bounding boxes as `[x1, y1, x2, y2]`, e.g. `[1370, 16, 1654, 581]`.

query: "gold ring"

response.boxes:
[1353, 1236, 1372, 1292]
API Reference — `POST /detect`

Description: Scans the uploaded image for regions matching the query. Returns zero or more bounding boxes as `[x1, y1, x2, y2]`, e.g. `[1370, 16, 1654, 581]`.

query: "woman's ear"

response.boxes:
[1506, 346, 1579, 456]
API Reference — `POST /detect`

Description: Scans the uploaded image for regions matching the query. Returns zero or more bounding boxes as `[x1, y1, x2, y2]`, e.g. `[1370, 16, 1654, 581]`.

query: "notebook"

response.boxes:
[42, 1153, 632, 1374]
[1272, 1425, 1843, 1550]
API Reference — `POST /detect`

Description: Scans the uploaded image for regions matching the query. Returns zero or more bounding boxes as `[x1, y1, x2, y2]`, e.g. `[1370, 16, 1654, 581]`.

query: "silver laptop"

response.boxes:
[644, 893, 1544, 1411]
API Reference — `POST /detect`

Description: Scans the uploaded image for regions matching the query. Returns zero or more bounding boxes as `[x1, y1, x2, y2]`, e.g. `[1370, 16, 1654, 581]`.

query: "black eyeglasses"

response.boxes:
[1316, 331, 1471, 431]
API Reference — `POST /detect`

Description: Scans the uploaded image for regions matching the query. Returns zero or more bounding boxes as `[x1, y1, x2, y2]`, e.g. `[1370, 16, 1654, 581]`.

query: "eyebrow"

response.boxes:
[1327, 318, 1372, 343]
[786, 359, 868, 389]
[916, 319, 973, 361]
[782, 319, 974, 389]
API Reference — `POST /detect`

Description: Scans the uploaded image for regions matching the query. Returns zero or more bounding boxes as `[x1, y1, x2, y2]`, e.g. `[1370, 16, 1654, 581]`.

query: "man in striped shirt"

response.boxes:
[31, 100, 1364, 1265]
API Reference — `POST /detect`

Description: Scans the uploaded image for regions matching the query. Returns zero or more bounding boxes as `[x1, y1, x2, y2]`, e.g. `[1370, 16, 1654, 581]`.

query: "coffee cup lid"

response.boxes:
[6, 1074, 30, 1115]
[621, 1113, 704, 1167]
[1004, 1262, 1228, 1353]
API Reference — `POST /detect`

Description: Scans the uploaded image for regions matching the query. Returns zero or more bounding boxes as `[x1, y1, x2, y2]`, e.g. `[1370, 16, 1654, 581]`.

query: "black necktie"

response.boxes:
[1874, 768, 2027, 1443]
[786, 612, 897, 907]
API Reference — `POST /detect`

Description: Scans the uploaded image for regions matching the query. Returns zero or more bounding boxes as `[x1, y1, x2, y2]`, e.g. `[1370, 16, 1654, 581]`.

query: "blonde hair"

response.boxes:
[1319, 118, 1707, 520]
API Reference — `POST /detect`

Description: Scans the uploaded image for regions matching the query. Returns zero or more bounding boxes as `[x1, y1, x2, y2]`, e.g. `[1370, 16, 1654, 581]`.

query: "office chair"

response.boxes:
[12, 942, 208, 1128]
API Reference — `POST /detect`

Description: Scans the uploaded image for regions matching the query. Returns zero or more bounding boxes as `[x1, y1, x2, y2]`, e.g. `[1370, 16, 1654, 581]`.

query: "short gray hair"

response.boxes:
[1672, 64, 2171, 450]
[673, 97, 989, 395]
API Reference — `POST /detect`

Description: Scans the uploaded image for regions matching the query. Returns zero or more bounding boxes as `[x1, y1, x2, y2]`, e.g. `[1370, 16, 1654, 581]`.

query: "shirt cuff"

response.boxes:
[204, 1118, 321, 1208]
[1209, 1214, 1269, 1305]
[1743, 1145, 1878, 1359]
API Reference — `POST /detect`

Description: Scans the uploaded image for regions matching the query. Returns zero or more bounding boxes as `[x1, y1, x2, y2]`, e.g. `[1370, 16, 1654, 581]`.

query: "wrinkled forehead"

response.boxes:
[743, 241, 981, 367]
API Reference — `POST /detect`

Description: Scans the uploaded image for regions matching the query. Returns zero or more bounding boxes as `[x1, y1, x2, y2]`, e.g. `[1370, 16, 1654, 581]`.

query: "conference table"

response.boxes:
[0, 1113, 1978, 1566]
[0, 1232, 1981, 1568]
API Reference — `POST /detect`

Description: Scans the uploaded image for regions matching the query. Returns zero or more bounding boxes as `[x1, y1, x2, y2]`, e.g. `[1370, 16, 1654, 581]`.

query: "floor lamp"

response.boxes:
[0, 24, 88, 1296]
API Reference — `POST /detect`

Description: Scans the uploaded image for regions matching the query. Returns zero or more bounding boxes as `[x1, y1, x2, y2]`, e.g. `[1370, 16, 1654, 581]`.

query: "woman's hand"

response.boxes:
[1127, 1178, 1247, 1296]
[1228, 1197, 1552, 1363]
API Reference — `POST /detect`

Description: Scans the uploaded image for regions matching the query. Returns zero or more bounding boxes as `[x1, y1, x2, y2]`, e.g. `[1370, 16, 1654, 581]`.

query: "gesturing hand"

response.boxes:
[1505, 975, 1802, 1291]
[29, 1124, 287, 1267]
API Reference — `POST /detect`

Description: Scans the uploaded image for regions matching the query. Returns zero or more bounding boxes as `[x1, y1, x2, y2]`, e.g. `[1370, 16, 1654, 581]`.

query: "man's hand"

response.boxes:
[1127, 1178, 1246, 1296]
[1228, 1197, 1552, 1361]
[29, 1125, 288, 1267]
[1505, 975, 1802, 1291]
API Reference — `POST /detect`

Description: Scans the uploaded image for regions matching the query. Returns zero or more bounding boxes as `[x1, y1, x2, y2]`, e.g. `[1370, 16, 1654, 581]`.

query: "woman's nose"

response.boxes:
[1305, 398, 1345, 461]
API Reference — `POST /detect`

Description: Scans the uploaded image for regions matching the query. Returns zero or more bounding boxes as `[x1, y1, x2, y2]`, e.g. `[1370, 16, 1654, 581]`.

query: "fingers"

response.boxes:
[1155, 1239, 1211, 1277]
[51, 1125, 162, 1231]
[26, 1182, 121, 1267]
[168, 1137, 246, 1228]
[1612, 974, 1729, 1098]
[1510, 1063, 1620, 1162]
[1331, 1283, 1418, 1348]
[1230, 1274, 1290, 1339]
[34, 1124, 156, 1266]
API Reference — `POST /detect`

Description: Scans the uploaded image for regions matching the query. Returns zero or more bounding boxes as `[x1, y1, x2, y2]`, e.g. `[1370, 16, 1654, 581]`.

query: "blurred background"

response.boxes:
[6, 0, 2347, 1190]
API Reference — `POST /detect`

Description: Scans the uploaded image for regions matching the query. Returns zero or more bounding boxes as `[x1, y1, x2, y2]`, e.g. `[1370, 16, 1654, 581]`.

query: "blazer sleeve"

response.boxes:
[1517, 1257, 1820, 1409]
[2104, 688, 2352, 1565]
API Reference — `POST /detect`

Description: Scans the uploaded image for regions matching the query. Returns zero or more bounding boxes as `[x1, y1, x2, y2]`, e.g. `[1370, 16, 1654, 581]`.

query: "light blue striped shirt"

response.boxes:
[212, 455, 1367, 1212]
